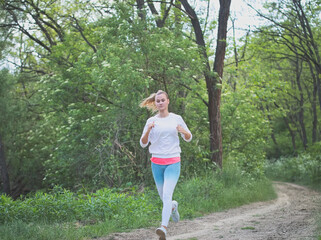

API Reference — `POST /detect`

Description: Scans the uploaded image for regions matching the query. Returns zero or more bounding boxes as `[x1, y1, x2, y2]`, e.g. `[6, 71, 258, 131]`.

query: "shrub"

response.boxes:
[265, 153, 321, 186]
[0, 186, 158, 225]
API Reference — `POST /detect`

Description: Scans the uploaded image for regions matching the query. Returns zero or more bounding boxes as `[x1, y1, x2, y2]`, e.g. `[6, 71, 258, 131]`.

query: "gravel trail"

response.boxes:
[101, 182, 321, 240]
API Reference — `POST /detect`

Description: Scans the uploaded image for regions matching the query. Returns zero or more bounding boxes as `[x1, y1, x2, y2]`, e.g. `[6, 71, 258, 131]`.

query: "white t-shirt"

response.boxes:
[140, 113, 192, 158]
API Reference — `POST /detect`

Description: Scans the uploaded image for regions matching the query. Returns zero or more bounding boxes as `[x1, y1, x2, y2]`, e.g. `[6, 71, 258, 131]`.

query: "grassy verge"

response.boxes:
[265, 154, 321, 191]
[0, 168, 276, 240]
[174, 167, 276, 219]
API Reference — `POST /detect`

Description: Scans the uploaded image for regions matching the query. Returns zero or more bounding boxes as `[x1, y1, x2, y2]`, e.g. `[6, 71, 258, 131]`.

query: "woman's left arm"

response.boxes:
[176, 116, 192, 142]
[177, 125, 192, 141]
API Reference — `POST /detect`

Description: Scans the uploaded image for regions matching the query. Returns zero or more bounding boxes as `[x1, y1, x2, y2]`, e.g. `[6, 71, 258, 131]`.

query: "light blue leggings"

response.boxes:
[151, 161, 181, 227]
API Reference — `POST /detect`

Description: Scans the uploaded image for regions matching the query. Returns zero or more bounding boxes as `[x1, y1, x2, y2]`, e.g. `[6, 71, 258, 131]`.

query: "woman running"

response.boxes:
[140, 90, 192, 240]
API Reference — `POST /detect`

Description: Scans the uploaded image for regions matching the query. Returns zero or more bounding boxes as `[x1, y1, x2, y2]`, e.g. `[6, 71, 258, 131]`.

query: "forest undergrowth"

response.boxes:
[0, 166, 276, 240]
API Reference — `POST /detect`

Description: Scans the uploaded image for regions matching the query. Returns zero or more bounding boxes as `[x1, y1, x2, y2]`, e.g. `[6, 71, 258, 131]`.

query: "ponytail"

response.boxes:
[139, 90, 168, 112]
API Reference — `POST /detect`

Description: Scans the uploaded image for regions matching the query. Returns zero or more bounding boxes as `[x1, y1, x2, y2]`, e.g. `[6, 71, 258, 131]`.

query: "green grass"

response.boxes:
[265, 154, 321, 190]
[0, 167, 277, 240]
[174, 168, 276, 219]
[241, 226, 255, 230]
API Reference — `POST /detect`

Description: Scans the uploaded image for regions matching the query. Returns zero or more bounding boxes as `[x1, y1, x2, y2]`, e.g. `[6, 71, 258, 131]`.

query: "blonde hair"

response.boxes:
[139, 90, 169, 112]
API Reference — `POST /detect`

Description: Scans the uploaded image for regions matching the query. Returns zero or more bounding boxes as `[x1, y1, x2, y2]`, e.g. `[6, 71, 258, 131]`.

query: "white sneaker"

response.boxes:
[171, 200, 180, 222]
[156, 226, 167, 240]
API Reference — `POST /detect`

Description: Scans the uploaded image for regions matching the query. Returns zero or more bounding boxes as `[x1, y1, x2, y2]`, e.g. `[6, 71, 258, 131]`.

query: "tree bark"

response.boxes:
[136, 0, 146, 21]
[146, 0, 173, 28]
[265, 106, 280, 154]
[307, 60, 318, 143]
[0, 134, 10, 195]
[210, 0, 231, 167]
[283, 117, 297, 154]
[292, 0, 321, 112]
[294, 53, 308, 149]
[180, 0, 231, 168]
[314, 65, 321, 112]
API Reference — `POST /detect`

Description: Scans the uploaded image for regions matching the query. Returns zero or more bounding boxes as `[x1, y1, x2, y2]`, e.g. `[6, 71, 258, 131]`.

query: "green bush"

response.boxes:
[174, 166, 276, 219]
[0, 186, 158, 225]
[265, 153, 321, 186]
[0, 167, 276, 240]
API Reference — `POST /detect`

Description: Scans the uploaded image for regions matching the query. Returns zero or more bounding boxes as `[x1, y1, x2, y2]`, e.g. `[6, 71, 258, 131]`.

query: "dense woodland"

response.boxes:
[0, 0, 321, 198]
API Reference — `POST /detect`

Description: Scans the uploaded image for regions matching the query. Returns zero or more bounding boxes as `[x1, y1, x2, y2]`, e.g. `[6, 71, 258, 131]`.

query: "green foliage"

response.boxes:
[265, 153, 321, 187]
[36, 3, 204, 190]
[1, 0, 320, 202]
[175, 166, 276, 219]
[0, 70, 47, 192]
[240, 0, 321, 159]
[220, 85, 270, 177]
[0, 167, 276, 240]
[0, 1, 205, 192]
[0, 186, 158, 225]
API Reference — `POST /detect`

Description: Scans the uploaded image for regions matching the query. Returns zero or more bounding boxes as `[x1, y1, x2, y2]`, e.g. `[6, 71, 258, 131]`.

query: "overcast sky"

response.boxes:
[203, 0, 267, 40]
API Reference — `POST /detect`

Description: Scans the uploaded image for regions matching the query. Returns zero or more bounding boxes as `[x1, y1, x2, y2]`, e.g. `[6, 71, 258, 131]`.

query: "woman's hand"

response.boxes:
[177, 125, 191, 140]
[176, 124, 185, 133]
[147, 122, 155, 131]
[141, 122, 155, 145]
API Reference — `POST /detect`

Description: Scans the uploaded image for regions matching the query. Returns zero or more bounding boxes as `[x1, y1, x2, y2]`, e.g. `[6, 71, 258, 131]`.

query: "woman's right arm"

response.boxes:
[140, 122, 155, 147]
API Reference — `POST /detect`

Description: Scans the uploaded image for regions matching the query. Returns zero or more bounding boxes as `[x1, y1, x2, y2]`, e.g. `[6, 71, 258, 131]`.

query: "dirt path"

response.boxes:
[103, 182, 321, 240]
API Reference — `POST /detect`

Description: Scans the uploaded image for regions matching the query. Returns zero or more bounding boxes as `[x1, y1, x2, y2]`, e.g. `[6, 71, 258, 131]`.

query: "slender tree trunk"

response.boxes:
[136, 0, 146, 21]
[292, 0, 321, 111]
[0, 134, 10, 195]
[283, 117, 297, 154]
[174, 0, 183, 33]
[230, 17, 238, 91]
[294, 57, 308, 149]
[315, 65, 321, 112]
[265, 106, 280, 154]
[146, 0, 173, 28]
[307, 61, 318, 143]
[312, 81, 318, 142]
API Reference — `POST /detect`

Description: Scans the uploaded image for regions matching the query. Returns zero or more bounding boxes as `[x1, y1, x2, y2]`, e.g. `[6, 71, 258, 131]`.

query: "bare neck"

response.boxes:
[158, 110, 169, 118]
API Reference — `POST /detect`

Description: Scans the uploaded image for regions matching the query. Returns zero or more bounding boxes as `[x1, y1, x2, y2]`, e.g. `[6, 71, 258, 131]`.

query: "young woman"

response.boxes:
[140, 90, 192, 240]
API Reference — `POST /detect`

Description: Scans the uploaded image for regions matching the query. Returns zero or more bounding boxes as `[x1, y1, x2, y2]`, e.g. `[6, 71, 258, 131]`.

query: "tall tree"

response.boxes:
[250, 0, 321, 111]
[245, 0, 321, 152]
[180, 0, 231, 168]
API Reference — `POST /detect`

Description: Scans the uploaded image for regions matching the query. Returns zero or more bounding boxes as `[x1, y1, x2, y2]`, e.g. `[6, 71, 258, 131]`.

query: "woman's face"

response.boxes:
[155, 93, 169, 111]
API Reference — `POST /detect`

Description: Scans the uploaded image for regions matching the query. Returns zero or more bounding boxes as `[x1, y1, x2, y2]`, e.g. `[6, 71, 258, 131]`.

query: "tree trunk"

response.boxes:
[315, 65, 321, 112]
[292, 0, 321, 111]
[265, 106, 280, 154]
[180, 0, 231, 168]
[0, 134, 10, 195]
[146, 0, 173, 28]
[307, 61, 318, 143]
[174, 0, 183, 33]
[136, 0, 146, 21]
[210, 0, 231, 167]
[294, 57, 308, 149]
[283, 117, 297, 154]
[213, 0, 231, 78]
